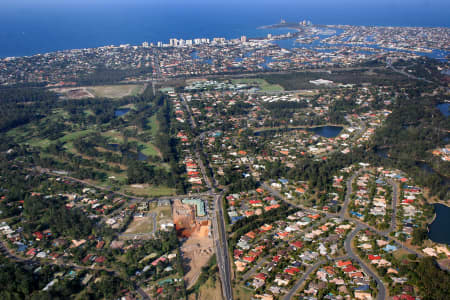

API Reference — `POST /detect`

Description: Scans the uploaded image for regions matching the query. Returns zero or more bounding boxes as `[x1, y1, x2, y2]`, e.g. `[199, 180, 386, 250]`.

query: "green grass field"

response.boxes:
[232, 78, 284, 92]
[59, 129, 95, 143]
[140, 142, 161, 157]
[101, 130, 124, 143]
[147, 114, 160, 137]
[28, 138, 52, 148]
[6, 125, 32, 141]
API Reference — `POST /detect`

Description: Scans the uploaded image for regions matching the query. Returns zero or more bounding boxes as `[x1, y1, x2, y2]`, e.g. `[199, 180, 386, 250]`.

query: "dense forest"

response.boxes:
[0, 255, 128, 300]
[405, 257, 450, 300]
[371, 87, 449, 198]
[262, 68, 416, 90]
[23, 194, 99, 239]
[0, 154, 112, 240]
[78, 66, 153, 85]
[0, 87, 58, 132]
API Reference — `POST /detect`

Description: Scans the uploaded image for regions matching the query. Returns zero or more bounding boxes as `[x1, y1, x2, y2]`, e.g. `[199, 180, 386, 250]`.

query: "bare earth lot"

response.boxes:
[124, 215, 154, 234]
[51, 84, 145, 99]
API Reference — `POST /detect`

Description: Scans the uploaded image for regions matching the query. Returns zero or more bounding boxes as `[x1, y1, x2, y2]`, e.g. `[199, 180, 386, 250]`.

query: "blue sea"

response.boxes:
[0, 0, 449, 58]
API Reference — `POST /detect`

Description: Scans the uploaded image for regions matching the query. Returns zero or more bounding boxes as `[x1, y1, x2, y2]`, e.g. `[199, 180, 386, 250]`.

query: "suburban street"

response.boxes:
[261, 169, 417, 299]
[385, 179, 398, 234]
[243, 255, 270, 281]
[344, 227, 386, 300]
[340, 169, 364, 218]
[282, 259, 327, 300]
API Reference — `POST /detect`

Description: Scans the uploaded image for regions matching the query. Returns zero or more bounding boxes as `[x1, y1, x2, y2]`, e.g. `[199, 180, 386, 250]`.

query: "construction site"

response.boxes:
[172, 198, 214, 288]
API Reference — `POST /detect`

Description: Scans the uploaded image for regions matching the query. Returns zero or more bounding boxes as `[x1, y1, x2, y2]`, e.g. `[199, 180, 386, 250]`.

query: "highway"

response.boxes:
[389, 65, 434, 85]
[181, 93, 233, 300]
[213, 192, 233, 300]
[179, 94, 197, 129]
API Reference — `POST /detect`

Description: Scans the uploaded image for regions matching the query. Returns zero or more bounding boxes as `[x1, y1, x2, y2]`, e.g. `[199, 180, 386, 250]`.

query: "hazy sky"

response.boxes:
[1, 0, 448, 6]
[2, 0, 448, 27]
[1, 0, 448, 12]
[2, 0, 448, 22]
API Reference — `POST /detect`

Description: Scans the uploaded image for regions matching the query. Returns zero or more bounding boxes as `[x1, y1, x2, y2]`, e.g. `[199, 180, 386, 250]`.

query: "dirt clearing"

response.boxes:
[181, 233, 214, 289]
[51, 84, 145, 99]
[124, 215, 155, 234]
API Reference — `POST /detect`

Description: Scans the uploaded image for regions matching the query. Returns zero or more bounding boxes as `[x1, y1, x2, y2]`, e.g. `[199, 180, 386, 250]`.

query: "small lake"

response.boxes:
[437, 103, 449, 117]
[108, 143, 120, 151]
[115, 108, 130, 117]
[428, 203, 450, 245]
[375, 148, 389, 159]
[307, 126, 343, 138]
[417, 161, 435, 174]
[138, 152, 148, 161]
[255, 125, 343, 138]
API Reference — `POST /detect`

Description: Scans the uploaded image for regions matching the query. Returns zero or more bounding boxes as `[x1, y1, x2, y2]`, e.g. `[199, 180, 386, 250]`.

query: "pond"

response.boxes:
[428, 203, 450, 245]
[137, 152, 148, 161]
[417, 161, 435, 174]
[115, 108, 130, 117]
[437, 103, 449, 117]
[255, 125, 343, 138]
[307, 126, 343, 138]
[108, 143, 120, 151]
[375, 148, 389, 159]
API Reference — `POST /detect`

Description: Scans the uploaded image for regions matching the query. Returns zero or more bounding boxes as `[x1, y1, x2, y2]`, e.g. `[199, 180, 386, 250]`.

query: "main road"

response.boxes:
[212, 192, 233, 300]
[180, 92, 233, 300]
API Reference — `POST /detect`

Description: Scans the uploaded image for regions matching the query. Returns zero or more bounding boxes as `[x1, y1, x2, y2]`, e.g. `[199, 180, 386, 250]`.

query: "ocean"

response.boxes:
[0, 1, 449, 58]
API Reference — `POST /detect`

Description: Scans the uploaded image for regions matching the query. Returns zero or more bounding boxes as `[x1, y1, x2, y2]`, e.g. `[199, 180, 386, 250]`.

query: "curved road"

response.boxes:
[264, 170, 390, 300]
[340, 169, 364, 218]
[344, 227, 386, 300]
[282, 260, 326, 300]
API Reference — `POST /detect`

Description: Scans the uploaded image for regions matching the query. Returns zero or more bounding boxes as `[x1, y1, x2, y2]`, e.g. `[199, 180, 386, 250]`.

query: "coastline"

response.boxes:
[427, 211, 437, 232]
[425, 188, 450, 207]
[257, 22, 302, 31]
